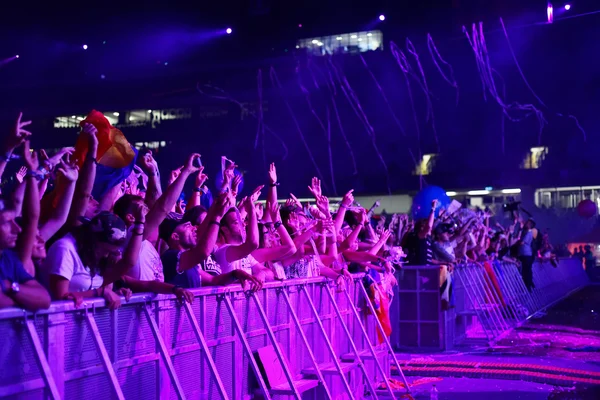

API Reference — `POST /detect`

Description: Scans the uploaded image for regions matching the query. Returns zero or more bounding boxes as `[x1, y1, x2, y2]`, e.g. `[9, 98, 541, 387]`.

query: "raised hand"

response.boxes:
[139, 150, 159, 176]
[212, 191, 234, 218]
[15, 166, 27, 183]
[183, 153, 202, 174]
[289, 193, 302, 210]
[268, 163, 277, 184]
[131, 200, 148, 223]
[250, 185, 265, 203]
[196, 169, 208, 187]
[80, 123, 99, 152]
[266, 201, 281, 223]
[169, 167, 183, 184]
[308, 177, 322, 198]
[316, 195, 331, 217]
[239, 196, 254, 215]
[255, 203, 264, 221]
[5, 112, 32, 152]
[41, 147, 75, 171]
[56, 159, 79, 182]
[341, 189, 354, 207]
[23, 140, 39, 171]
[232, 174, 242, 194]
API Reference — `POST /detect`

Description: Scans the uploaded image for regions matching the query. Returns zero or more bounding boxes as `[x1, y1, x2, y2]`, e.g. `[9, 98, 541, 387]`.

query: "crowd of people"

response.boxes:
[0, 112, 559, 313]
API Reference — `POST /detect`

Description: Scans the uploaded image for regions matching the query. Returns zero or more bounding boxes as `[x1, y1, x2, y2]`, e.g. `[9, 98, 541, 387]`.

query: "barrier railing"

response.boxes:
[390, 258, 589, 351]
[453, 258, 589, 345]
[0, 276, 409, 400]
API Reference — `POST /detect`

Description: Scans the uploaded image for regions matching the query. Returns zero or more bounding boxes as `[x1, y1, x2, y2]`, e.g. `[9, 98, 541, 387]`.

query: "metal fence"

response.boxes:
[0, 277, 409, 400]
[452, 258, 589, 345]
[389, 258, 589, 351]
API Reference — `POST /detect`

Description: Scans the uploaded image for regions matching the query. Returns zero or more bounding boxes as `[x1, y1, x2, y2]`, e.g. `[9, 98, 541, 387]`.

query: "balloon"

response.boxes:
[577, 199, 597, 219]
[214, 169, 244, 194]
[411, 185, 451, 220]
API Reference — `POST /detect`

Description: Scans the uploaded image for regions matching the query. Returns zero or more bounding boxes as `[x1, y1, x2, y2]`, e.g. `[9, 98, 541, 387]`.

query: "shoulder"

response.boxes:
[48, 234, 78, 252]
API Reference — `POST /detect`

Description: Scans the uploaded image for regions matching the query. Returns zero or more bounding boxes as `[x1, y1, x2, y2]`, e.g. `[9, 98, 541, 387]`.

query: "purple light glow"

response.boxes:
[379, 14, 385, 21]
[82, 44, 88, 50]
[298, 23, 302, 28]
[547, 3, 554, 23]
[565, 4, 571, 11]
[226, 28, 232, 34]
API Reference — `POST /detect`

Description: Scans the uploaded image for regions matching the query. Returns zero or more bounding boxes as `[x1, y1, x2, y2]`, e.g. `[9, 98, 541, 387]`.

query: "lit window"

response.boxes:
[521, 146, 548, 169]
[296, 30, 383, 55]
[414, 154, 437, 176]
[134, 141, 168, 150]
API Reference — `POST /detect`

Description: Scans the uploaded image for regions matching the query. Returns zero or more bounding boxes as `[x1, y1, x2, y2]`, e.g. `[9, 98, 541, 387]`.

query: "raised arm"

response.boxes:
[138, 150, 162, 208]
[334, 189, 354, 237]
[224, 197, 259, 263]
[187, 169, 208, 208]
[144, 153, 201, 242]
[266, 163, 278, 206]
[39, 160, 78, 241]
[68, 123, 98, 226]
[0, 113, 32, 181]
[16, 141, 40, 275]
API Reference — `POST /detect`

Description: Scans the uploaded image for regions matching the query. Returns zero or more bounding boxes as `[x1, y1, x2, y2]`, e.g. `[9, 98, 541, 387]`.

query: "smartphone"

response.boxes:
[193, 156, 202, 168]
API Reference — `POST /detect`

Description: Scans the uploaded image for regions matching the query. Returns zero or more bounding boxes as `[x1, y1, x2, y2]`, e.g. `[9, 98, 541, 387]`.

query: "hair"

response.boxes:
[113, 194, 144, 221]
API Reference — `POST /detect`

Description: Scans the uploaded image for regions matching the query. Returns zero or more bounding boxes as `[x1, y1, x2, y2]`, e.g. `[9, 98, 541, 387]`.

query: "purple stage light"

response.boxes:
[379, 14, 385, 21]
[83, 44, 88, 50]
[565, 4, 571, 10]
[298, 23, 302, 28]
[547, 3, 554, 23]
[226, 28, 232, 34]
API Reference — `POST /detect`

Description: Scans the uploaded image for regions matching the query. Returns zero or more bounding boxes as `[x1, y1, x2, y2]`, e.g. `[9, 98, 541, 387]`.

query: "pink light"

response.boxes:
[226, 28, 232, 34]
[379, 14, 386, 21]
[298, 23, 302, 28]
[565, 4, 571, 11]
[547, 3, 554, 23]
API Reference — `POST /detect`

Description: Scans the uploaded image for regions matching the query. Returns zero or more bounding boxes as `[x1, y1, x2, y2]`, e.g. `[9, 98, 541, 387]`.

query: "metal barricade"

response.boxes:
[453, 258, 589, 345]
[0, 277, 405, 400]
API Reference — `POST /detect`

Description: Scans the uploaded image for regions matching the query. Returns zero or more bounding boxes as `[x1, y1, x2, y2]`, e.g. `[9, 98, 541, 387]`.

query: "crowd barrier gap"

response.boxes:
[0, 276, 410, 400]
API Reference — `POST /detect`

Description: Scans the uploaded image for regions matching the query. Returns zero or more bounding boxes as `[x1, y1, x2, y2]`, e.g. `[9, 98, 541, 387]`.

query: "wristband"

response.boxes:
[274, 221, 282, 229]
[209, 220, 221, 227]
[339, 204, 348, 209]
[38, 166, 49, 176]
[193, 187, 203, 192]
[86, 156, 97, 164]
[132, 230, 144, 236]
[25, 171, 44, 180]
[269, 182, 280, 187]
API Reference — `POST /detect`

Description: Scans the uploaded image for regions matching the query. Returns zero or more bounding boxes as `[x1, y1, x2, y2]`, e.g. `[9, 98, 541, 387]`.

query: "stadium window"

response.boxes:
[297, 30, 383, 55]
[521, 146, 548, 169]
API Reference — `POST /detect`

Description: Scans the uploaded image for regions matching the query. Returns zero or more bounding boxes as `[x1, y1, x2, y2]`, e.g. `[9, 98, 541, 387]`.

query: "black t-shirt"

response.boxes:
[404, 232, 432, 266]
[161, 250, 202, 288]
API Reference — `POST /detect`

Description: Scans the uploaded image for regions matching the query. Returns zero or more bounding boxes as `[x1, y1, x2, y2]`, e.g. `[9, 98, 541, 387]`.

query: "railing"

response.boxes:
[390, 258, 589, 351]
[0, 276, 409, 400]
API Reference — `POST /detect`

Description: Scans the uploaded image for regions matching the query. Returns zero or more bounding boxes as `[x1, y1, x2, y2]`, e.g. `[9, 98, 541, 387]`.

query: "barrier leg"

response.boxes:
[323, 284, 387, 400]
[85, 312, 125, 400]
[143, 305, 186, 400]
[281, 287, 333, 399]
[183, 302, 230, 400]
[25, 319, 61, 400]
[301, 285, 355, 400]
[222, 294, 272, 400]
[354, 283, 411, 395]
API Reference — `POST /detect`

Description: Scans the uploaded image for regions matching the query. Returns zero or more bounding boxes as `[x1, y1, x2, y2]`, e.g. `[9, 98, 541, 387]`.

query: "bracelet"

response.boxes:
[269, 182, 280, 187]
[38, 166, 49, 176]
[133, 221, 145, 225]
[193, 187, 203, 192]
[209, 220, 221, 227]
[274, 221, 282, 229]
[25, 171, 44, 180]
[86, 156, 97, 164]
[339, 204, 348, 209]
[132, 230, 144, 236]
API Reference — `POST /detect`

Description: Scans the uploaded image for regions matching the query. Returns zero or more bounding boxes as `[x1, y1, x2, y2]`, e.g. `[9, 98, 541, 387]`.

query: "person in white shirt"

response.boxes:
[214, 197, 274, 283]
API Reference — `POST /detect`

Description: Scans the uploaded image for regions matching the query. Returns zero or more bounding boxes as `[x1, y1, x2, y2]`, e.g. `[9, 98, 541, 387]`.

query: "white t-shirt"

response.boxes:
[214, 244, 257, 275]
[44, 234, 104, 292]
[125, 227, 164, 282]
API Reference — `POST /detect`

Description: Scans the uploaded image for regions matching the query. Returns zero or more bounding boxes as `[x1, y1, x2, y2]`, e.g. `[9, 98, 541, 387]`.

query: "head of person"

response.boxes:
[76, 212, 128, 272]
[0, 207, 21, 250]
[220, 208, 244, 244]
[113, 194, 148, 227]
[258, 222, 281, 249]
[182, 206, 208, 227]
[159, 218, 197, 251]
[525, 218, 536, 230]
[85, 196, 100, 219]
[14, 217, 46, 260]
[434, 223, 454, 242]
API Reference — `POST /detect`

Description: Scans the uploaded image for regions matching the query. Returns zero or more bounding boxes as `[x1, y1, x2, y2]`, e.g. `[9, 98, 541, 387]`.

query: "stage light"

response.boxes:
[15, 55, 19, 59]
[565, 4, 571, 11]
[547, 2, 554, 23]
[367, 32, 372, 37]
[336, 36, 342, 40]
[298, 24, 302, 28]
[379, 14, 385, 21]
[147, 110, 152, 113]
[226, 28, 232, 34]
[83, 44, 88, 50]
[113, 112, 119, 116]
[100, 74, 106, 79]
[351, 34, 357, 39]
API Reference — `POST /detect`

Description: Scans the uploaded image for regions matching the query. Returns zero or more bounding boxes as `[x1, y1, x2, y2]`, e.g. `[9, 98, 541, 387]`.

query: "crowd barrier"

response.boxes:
[390, 258, 590, 351]
[0, 276, 410, 400]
